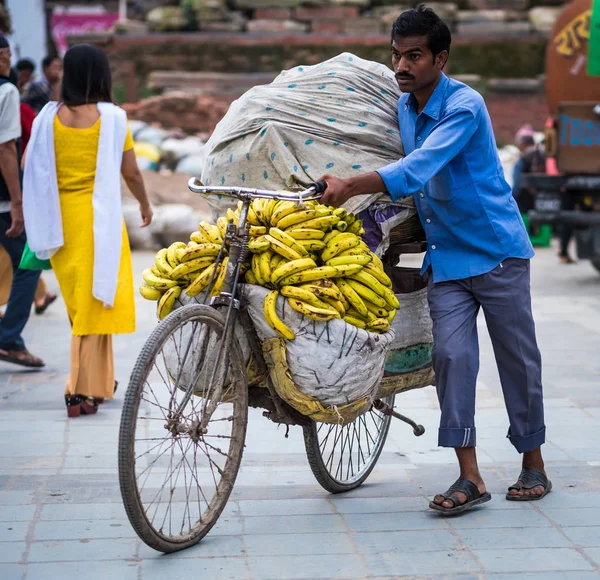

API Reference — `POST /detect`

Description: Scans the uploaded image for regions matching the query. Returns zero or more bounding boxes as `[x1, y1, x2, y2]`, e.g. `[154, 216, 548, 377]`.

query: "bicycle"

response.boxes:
[118, 180, 429, 553]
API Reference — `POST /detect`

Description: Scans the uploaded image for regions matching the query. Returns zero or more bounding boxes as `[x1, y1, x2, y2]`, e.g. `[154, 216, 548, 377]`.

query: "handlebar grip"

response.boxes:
[311, 181, 328, 194]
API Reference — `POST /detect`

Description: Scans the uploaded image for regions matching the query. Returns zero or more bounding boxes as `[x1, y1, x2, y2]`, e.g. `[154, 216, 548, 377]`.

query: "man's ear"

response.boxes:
[437, 50, 449, 70]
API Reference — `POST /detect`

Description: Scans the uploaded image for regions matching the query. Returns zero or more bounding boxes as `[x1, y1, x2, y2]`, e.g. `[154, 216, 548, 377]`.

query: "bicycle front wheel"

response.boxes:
[303, 395, 394, 493]
[118, 304, 248, 553]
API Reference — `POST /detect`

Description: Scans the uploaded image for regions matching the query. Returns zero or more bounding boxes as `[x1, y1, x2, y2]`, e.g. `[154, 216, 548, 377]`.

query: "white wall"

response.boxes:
[6, 0, 47, 69]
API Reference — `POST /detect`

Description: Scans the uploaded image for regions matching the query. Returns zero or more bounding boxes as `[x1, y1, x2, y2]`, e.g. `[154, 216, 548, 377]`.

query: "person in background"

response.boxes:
[511, 124, 544, 217]
[15, 58, 35, 93]
[0, 6, 18, 66]
[23, 55, 62, 114]
[0, 34, 44, 368]
[22, 44, 153, 417]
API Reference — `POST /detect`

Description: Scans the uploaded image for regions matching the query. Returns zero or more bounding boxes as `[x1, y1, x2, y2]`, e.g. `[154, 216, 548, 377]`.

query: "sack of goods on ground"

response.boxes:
[139, 197, 400, 335]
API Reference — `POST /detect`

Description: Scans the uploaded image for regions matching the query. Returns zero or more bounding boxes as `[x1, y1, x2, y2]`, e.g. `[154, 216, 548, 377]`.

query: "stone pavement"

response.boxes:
[0, 245, 599, 580]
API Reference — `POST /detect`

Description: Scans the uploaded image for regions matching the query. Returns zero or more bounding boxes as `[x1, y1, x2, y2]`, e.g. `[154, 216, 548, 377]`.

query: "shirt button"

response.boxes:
[417, 136, 422, 141]
[419, 192, 424, 198]
[426, 218, 431, 223]
[431, 245, 436, 250]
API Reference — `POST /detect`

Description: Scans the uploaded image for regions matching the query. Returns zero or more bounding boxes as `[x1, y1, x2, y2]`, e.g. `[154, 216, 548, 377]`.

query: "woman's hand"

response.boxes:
[140, 203, 153, 228]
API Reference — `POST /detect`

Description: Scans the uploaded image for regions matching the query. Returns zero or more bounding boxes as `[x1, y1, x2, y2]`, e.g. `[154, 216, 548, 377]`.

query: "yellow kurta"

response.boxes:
[50, 116, 136, 336]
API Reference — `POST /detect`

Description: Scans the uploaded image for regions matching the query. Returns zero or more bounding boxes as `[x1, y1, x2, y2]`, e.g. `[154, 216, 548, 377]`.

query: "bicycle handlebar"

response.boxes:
[187, 178, 327, 201]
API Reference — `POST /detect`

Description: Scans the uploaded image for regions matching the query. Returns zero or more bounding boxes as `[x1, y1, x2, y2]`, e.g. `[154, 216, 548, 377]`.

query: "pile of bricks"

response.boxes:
[140, 0, 566, 36]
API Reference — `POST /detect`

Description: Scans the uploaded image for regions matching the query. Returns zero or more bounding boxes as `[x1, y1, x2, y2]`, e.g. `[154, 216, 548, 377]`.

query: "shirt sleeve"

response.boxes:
[0, 85, 22, 145]
[123, 125, 134, 152]
[376, 106, 480, 201]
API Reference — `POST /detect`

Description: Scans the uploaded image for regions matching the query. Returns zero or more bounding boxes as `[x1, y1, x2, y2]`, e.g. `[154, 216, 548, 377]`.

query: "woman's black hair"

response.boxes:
[391, 4, 451, 58]
[61, 44, 112, 106]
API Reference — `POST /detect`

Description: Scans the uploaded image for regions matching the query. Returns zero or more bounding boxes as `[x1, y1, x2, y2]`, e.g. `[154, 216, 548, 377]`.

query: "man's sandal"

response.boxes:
[0, 349, 45, 368]
[429, 478, 492, 516]
[506, 468, 552, 501]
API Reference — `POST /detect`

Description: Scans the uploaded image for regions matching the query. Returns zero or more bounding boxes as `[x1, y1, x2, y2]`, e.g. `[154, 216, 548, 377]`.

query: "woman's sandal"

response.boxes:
[65, 395, 98, 417]
[34, 293, 57, 315]
[506, 468, 552, 501]
[429, 478, 492, 516]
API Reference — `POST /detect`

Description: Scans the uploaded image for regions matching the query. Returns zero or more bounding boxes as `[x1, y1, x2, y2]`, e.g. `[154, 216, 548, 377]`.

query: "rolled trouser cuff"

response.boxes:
[438, 427, 476, 448]
[508, 426, 546, 454]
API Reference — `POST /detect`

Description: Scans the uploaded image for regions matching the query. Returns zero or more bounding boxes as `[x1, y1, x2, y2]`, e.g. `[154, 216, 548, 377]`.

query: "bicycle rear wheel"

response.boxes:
[118, 304, 248, 553]
[303, 395, 394, 493]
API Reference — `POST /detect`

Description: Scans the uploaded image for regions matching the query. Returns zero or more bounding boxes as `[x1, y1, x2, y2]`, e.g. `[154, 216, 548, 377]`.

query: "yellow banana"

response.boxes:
[287, 298, 339, 321]
[247, 204, 261, 226]
[347, 219, 363, 235]
[280, 285, 333, 309]
[226, 208, 239, 225]
[338, 292, 351, 311]
[171, 256, 216, 280]
[364, 300, 389, 318]
[276, 208, 330, 230]
[268, 227, 309, 257]
[190, 230, 209, 244]
[150, 265, 161, 277]
[368, 251, 384, 271]
[142, 268, 179, 291]
[321, 235, 361, 262]
[252, 253, 268, 286]
[320, 296, 346, 316]
[259, 250, 274, 286]
[364, 262, 392, 287]
[336, 221, 348, 232]
[245, 269, 259, 285]
[333, 264, 364, 277]
[217, 216, 229, 239]
[155, 248, 173, 276]
[297, 239, 326, 253]
[301, 279, 343, 301]
[157, 286, 182, 320]
[333, 207, 348, 219]
[248, 235, 271, 253]
[249, 225, 267, 237]
[263, 199, 278, 223]
[271, 257, 317, 287]
[326, 254, 372, 267]
[279, 265, 339, 285]
[265, 235, 303, 261]
[349, 270, 388, 297]
[270, 253, 286, 272]
[286, 228, 325, 241]
[386, 309, 397, 323]
[343, 315, 366, 329]
[382, 287, 400, 310]
[335, 278, 369, 318]
[180, 243, 221, 262]
[139, 283, 163, 301]
[167, 242, 187, 268]
[186, 262, 220, 297]
[198, 221, 222, 244]
[264, 290, 295, 340]
[271, 201, 300, 226]
[345, 279, 388, 309]
[292, 215, 340, 231]
[211, 257, 228, 296]
[367, 318, 391, 333]
[253, 199, 268, 225]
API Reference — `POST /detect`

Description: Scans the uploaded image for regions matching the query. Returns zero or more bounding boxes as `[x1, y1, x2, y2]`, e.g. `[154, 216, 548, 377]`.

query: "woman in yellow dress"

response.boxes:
[22, 44, 153, 417]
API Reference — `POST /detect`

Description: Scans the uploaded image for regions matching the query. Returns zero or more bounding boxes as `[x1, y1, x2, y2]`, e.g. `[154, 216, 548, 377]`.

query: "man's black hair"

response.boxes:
[42, 55, 60, 69]
[16, 58, 35, 72]
[391, 3, 451, 58]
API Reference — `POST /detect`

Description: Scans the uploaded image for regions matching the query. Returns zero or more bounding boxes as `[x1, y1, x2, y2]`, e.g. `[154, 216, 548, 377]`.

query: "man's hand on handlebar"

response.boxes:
[318, 172, 387, 207]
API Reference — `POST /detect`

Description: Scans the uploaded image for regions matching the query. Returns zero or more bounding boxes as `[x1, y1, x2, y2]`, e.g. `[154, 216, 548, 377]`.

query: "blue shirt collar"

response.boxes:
[405, 73, 449, 121]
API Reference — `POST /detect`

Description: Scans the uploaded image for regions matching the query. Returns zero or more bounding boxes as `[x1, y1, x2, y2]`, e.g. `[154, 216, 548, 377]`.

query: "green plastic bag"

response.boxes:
[588, 0, 600, 76]
[18, 243, 51, 271]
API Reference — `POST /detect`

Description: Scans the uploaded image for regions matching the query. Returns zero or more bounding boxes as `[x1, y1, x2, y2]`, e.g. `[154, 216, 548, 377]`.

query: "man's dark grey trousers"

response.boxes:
[427, 258, 546, 453]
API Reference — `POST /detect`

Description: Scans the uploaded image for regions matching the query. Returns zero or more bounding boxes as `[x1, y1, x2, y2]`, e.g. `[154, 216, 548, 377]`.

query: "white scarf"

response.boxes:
[23, 102, 127, 308]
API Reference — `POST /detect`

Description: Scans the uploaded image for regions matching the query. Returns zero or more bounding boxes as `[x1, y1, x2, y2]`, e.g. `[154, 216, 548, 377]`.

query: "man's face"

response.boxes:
[391, 35, 446, 94]
[45, 58, 62, 84]
[18, 68, 33, 87]
[0, 47, 11, 77]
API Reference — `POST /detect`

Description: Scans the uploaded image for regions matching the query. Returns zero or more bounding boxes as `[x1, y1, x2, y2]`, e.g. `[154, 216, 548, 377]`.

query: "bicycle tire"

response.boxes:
[303, 395, 395, 494]
[118, 304, 248, 553]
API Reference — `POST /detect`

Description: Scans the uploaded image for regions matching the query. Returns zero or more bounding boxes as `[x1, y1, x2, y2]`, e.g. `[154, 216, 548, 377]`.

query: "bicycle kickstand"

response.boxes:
[373, 400, 425, 437]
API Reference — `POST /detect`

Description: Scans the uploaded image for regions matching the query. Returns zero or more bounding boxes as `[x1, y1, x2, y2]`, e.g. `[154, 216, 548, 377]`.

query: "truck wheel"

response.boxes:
[592, 259, 600, 274]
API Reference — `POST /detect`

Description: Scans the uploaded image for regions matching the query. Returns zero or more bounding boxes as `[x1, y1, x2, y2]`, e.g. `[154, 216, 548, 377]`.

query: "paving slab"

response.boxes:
[0, 246, 598, 579]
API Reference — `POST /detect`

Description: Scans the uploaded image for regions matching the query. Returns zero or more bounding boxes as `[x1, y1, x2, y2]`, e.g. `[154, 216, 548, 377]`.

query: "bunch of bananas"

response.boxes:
[139, 197, 399, 334]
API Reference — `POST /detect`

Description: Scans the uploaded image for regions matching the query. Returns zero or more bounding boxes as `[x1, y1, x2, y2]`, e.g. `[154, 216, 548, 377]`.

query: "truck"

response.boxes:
[526, 0, 600, 273]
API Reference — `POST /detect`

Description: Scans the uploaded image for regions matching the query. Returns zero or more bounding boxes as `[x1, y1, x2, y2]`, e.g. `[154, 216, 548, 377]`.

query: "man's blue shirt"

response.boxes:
[377, 73, 534, 283]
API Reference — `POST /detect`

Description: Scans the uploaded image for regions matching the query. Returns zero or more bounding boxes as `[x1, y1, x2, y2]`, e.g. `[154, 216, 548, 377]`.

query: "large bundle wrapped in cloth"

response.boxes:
[199, 52, 415, 222]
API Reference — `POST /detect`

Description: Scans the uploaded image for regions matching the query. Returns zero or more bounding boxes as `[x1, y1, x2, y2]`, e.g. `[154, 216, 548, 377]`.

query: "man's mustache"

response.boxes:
[396, 74, 415, 80]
